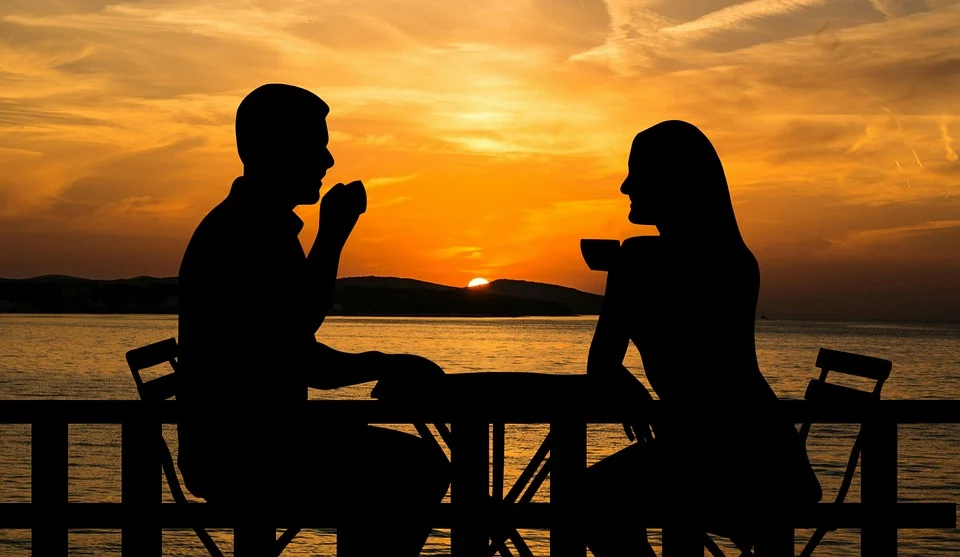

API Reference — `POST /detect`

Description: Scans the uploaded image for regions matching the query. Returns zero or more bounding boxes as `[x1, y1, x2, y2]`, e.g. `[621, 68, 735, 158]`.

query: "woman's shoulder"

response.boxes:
[616, 236, 667, 271]
[619, 235, 663, 256]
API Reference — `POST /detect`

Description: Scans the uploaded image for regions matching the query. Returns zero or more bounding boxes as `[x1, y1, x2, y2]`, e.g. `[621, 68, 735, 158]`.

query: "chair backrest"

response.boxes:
[124, 338, 186, 502]
[126, 337, 179, 402]
[799, 347, 892, 443]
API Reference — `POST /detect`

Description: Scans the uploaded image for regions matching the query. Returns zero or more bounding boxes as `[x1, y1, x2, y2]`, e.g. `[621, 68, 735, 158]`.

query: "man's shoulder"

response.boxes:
[181, 200, 246, 273]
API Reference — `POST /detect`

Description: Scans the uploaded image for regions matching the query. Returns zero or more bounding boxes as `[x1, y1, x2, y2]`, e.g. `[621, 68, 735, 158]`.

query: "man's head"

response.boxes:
[236, 84, 335, 206]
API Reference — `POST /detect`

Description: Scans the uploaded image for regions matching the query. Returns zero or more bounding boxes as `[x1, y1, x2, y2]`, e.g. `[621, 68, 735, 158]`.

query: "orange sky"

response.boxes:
[1, 0, 958, 320]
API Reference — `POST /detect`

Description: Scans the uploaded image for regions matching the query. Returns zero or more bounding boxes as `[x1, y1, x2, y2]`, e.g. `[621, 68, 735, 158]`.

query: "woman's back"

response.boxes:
[617, 236, 762, 401]
[615, 235, 820, 507]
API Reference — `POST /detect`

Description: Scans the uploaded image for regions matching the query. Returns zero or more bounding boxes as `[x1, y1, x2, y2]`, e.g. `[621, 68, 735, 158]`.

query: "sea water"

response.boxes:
[1, 314, 959, 556]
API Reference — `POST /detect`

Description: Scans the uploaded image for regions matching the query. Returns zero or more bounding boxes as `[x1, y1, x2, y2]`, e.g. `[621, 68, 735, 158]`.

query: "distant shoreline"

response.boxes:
[2, 313, 958, 325]
[2, 276, 958, 323]
[0, 307, 599, 318]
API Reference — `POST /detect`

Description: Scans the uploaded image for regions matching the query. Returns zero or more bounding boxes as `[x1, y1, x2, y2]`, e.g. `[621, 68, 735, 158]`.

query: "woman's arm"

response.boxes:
[587, 266, 631, 377]
[587, 265, 655, 443]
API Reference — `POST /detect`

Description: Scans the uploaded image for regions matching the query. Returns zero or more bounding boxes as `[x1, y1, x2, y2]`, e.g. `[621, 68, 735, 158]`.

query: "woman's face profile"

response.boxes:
[621, 155, 659, 226]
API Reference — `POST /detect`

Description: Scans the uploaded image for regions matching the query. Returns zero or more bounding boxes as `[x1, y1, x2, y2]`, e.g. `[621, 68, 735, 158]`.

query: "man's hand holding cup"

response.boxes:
[320, 180, 367, 248]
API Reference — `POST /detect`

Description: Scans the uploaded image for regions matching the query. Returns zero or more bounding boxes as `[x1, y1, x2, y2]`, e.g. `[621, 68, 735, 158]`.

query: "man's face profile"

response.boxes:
[281, 119, 335, 206]
[236, 83, 335, 207]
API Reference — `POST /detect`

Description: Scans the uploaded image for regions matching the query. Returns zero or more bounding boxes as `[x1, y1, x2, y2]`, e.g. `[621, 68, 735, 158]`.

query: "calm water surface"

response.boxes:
[1, 315, 959, 556]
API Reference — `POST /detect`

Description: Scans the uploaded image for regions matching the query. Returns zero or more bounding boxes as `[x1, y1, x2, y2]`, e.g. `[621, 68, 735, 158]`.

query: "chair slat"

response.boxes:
[816, 348, 892, 382]
[139, 373, 177, 402]
[804, 380, 879, 404]
[125, 338, 178, 373]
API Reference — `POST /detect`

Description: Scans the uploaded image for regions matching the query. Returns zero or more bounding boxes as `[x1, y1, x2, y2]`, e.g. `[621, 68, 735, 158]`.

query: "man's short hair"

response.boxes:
[236, 84, 330, 166]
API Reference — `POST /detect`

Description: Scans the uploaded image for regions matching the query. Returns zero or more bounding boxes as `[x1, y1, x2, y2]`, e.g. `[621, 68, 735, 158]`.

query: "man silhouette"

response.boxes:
[177, 83, 448, 556]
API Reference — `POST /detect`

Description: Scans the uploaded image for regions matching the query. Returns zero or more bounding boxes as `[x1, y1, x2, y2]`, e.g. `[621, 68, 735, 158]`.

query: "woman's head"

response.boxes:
[621, 120, 741, 242]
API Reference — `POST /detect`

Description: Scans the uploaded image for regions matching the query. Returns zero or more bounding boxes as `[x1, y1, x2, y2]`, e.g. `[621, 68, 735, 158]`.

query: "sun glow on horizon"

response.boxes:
[468, 278, 490, 288]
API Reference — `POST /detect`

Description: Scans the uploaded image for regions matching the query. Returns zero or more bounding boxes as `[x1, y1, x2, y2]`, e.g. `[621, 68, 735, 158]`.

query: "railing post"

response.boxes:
[32, 419, 68, 557]
[451, 420, 488, 557]
[862, 414, 897, 557]
[121, 413, 161, 556]
[550, 419, 586, 557]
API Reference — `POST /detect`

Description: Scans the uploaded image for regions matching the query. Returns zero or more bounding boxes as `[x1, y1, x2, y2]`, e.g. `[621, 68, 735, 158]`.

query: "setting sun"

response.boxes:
[468, 278, 490, 288]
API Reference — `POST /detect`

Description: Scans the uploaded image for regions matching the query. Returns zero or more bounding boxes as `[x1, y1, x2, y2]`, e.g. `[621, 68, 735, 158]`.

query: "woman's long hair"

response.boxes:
[630, 120, 744, 247]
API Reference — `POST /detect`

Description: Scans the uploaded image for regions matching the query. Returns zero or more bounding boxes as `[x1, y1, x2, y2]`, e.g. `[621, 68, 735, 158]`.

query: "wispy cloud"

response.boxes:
[365, 174, 419, 188]
[661, 0, 825, 36]
[826, 218, 960, 256]
[433, 246, 484, 259]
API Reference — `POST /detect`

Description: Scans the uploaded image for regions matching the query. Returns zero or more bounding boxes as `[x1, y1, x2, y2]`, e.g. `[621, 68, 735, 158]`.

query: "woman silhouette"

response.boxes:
[584, 121, 821, 555]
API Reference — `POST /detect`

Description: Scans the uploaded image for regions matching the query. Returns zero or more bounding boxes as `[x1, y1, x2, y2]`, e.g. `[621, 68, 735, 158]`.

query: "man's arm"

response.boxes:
[306, 343, 444, 391]
[305, 343, 383, 389]
[304, 181, 367, 331]
[304, 237, 344, 331]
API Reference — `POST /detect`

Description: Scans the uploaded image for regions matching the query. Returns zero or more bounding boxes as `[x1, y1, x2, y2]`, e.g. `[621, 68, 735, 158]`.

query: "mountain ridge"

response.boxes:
[0, 275, 603, 316]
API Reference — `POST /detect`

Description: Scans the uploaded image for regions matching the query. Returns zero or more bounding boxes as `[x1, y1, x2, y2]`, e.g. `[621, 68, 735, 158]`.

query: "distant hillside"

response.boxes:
[335, 276, 457, 292]
[484, 279, 603, 315]
[0, 275, 602, 316]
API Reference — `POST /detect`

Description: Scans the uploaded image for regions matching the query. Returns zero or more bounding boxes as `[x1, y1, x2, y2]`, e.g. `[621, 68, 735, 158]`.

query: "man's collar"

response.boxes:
[228, 176, 304, 236]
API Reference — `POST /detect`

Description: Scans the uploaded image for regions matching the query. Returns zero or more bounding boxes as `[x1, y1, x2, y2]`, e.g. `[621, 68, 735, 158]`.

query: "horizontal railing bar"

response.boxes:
[2, 400, 960, 424]
[0, 502, 953, 530]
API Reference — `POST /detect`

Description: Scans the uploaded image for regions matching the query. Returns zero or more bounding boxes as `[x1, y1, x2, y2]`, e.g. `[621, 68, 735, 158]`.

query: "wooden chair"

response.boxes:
[794, 347, 892, 557]
[702, 347, 891, 557]
[125, 338, 300, 557]
[129, 338, 509, 557]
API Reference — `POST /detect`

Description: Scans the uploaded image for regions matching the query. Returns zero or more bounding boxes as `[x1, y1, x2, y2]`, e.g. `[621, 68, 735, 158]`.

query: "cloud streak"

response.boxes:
[661, 0, 825, 36]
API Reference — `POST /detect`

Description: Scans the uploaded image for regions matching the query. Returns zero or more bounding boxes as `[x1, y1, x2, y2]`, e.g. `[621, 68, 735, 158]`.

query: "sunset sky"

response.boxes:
[1, 0, 958, 320]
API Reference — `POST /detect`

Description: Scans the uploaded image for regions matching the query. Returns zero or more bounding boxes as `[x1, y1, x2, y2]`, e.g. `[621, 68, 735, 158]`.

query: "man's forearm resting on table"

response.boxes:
[307, 343, 384, 390]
